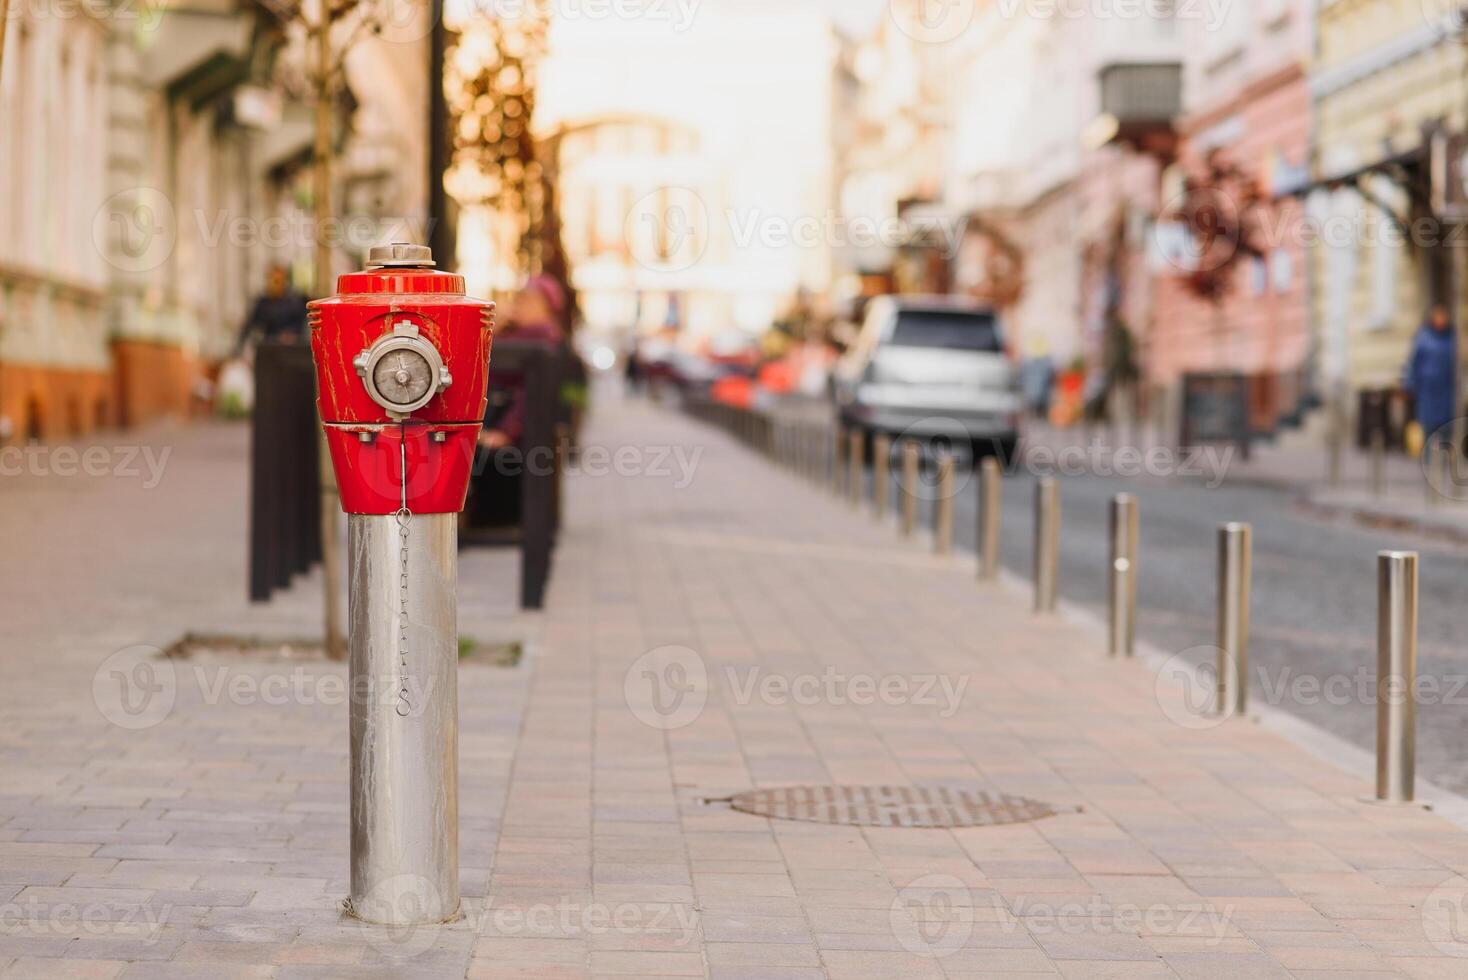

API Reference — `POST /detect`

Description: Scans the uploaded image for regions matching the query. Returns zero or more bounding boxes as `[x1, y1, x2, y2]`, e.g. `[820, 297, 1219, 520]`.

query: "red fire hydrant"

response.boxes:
[309, 242, 494, 926]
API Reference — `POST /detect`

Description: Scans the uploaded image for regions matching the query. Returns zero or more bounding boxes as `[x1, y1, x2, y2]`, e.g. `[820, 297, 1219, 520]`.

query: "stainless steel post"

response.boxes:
[1108, 494, 1138, 657]
[1370, 429, 1385, 498]
[873, 433, 892, 519]
[1033, 478, 1059, 612]
[1215, 523, 1251, 718]
[978, 457, 1001, 581]
[1376, 551, 1419, 803]
[1427, 441, 1443, 509]
[934, 453, 954, 555]
[1454, 419, 1467, 488]
[1327, 394, 1344, 487]
[849, 430, 864, 507]
[832, 427, 845, 496]
[901, 441, 920, 537]
[348, 513, 459, 925]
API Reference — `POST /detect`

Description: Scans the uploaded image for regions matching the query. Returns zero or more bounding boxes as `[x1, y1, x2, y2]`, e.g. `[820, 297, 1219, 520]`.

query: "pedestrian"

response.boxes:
[467, 275, 572, 531]
[236, 264, 308, 350]
[477, 275, 567, 452]
[1405, 303, 1459, 448]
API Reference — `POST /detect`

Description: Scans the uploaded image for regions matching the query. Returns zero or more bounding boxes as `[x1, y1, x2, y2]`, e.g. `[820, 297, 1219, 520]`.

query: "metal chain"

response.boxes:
[395, 425, 413, 718]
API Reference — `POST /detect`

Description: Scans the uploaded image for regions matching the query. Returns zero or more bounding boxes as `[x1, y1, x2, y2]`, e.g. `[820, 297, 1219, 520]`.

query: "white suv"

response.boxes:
[831, 295, 1021, 458]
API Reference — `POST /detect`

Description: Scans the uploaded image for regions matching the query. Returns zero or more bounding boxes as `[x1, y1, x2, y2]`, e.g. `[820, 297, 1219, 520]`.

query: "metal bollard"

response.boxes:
[849, 430, 865, 507]
[873, 433, 892, 519]
[832, 427, 845, 496]
[1427, 441, 1444, 509]
[1033, 478, 1059, 612]
[978, 457, 1001, 581]
[1215, 523, 1252, 718]
[934, 453, 955, 555]
[1370, 429, 1385, 498]
[1454, 419, 1468, 488]
[900, 441, 920, 537]
[1327, 396, 1344, 487]
[1376, 551, 1419, 803]
[1108, 494, 1139, 657]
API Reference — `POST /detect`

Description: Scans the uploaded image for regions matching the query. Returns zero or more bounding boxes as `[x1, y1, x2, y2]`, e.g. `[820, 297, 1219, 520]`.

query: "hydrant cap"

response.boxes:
[366, 242, 435, 269]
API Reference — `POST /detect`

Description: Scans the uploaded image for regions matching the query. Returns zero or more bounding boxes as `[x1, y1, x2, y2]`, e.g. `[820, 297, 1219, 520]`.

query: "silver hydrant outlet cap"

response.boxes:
[365, 242, 435, 269]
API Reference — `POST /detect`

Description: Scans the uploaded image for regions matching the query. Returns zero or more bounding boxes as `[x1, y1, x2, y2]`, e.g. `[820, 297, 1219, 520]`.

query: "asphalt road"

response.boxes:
[855, 452, 1468, 795]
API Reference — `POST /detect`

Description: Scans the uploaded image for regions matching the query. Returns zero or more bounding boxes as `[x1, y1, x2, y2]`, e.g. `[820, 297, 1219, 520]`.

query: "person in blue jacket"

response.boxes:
[1406, 303, 1459, 447]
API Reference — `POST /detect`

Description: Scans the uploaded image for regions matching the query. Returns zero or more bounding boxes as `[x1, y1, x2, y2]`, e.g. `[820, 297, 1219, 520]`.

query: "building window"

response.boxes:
[1249, 256, 1268, 296]
[1367, 176, 1403, 332]
[1270, 250, 1293, 292]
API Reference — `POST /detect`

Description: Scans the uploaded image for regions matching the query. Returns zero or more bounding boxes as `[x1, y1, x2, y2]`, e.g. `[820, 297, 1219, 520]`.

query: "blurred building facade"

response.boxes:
[923, 0, 1401, 436]
[1151, 0, 1312, 431]
[0, 0, 430, 444]
[1310, 3, 1466, 396]
[832, 1, 950, 298]
[533, 1, 840, 341]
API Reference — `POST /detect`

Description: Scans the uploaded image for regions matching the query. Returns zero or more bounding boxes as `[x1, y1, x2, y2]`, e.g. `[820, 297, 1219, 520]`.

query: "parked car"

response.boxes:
[830, 295, 1021, 458]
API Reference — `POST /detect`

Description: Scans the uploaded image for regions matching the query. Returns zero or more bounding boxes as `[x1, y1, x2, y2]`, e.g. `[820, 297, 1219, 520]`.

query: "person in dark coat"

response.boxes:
[1405, 303, 1459, 446]
[236, 265, 308, 350]
[478, 276, 567, 451]
[468, 276, 569, 530]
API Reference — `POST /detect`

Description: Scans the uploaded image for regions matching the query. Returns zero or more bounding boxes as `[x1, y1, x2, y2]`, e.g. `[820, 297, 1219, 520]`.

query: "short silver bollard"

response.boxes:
[1215, 523, 1252, 718]
[978, 457, 1001, 581]
[1033, 477, 1059, 612]
[1108, 494, 1138, 657]
[901, 441, 920, 537]
[1370, 429, 1385, 498]
[934, 452, 954, 555]
[1427, 441, 1444, 509]
[831, 427, 845, 497]
[1376, 550, 1419, 804]
[873, 433, 892, 519]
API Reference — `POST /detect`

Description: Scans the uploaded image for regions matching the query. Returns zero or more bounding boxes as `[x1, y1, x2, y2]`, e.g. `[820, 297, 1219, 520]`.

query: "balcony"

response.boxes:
[1095, 63, 1183, 156]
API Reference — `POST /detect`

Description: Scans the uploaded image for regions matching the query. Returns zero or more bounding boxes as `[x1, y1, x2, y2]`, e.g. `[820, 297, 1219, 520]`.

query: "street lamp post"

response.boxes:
[0, 0, 11, 83]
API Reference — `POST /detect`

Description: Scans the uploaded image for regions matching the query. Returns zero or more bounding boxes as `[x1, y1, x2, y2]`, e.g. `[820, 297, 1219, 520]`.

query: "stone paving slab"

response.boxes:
[3, 400, 1468, 978]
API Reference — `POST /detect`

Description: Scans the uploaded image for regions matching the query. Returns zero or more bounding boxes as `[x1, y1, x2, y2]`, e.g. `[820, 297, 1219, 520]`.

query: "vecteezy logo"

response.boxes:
[893, 0, 976, 44]
[353, 873, 448, 960]
[92, 645, 176, 730]
[1422, 419, 1468, 502]
[1152, 186, 1243, 276]
[374, 0, 439, 44]
[623, 645, 708, 730]
[93, 188, 177, 274]
[890, 874, 975, 958]
[1423, 874, 1468, 957]
[625, 187, 709, 273]
[893, 419, 973, 502]
[1154, 646, 1232, 731]
[1419, 0, 1468, 32]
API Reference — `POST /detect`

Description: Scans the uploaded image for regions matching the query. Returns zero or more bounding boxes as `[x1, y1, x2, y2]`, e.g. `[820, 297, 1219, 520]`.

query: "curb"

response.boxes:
[1299, 494, 1468, 545]
[997, 568, 1468, 832]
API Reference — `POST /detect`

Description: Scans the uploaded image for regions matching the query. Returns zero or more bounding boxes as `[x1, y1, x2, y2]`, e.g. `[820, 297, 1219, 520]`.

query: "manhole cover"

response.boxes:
[727, 785, 1062, 828]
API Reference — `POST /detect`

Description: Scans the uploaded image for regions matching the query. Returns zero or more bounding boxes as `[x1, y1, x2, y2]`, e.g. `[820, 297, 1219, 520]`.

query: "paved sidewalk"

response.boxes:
[5, 401, 1468, 978]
